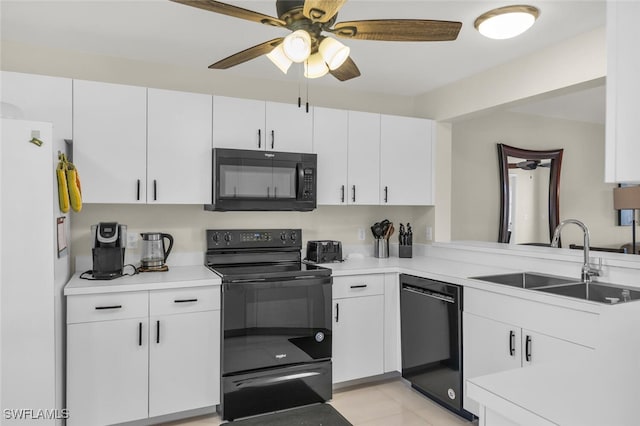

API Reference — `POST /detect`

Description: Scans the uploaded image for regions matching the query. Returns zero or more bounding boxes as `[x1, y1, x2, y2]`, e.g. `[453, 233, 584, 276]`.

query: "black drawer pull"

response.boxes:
[95, 305, 122, 310]
[138, 322, 142, 346]
[156, 320, 160, 344]
[335, 303, 339, 322]
[525, 335, 532, 362]
[174, 298, 198, 303]
[350, 284, 367, 289]
[258, 129, 261, 148]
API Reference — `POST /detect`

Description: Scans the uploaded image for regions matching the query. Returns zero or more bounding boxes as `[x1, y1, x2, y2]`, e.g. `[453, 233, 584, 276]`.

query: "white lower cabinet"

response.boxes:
[332, 275, 384, 384]
[66, 287, 220, 426]
[462, 288, 596, 417]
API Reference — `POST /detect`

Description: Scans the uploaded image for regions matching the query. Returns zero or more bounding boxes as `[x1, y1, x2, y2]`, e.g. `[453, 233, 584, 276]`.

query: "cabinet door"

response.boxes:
[213, 96, 265, 150]
[347, 111, 380, 205]
[313, 107, 348, 205]
[380, 115, 433, 205]
[266, 101, 313, 153]
[605, 1, 640, 182]
[333, 295, 384, 383]
[521, 329, 592, 368]
[149, 310, 221, 417]
[463, 313, 522, 416]
[67, 318, 148, 426]
[73, 80, 147, 203]
[147, 88, 212, 204]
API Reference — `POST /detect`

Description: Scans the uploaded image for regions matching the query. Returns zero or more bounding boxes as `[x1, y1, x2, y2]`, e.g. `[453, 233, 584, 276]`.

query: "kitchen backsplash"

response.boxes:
[70, 204, 433, 266]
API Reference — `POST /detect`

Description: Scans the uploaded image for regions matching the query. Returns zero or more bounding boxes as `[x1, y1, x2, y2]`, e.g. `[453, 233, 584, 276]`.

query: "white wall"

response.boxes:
[451, 110, 629, 248]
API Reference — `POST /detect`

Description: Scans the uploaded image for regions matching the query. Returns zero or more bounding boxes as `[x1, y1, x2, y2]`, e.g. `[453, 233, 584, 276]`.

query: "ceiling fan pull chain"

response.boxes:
[306, 74, 310, 114]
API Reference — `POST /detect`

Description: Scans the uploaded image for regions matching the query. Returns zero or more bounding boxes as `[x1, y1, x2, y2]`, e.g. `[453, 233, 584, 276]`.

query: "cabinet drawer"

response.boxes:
[150, 286, 220, 316]
[333, 274, 384, 299]
[67, 292, 148, 324]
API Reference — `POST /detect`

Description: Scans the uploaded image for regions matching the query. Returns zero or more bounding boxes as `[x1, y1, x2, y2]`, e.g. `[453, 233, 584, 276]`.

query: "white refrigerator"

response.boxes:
[1, 118, 56, 424]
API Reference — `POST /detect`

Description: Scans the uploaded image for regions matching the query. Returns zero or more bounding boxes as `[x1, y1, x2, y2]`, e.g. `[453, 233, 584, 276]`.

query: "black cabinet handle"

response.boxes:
[384, 186, 388, 203]
[136, 179, 141, 201]
[341, 185, 345, 203]
[525, 335, 532, 362]
[271, 130, 275, 149]
[153, 179, 157, 201]
[258, 129, 261, 148]
[156, 320, 160, 344]
[352, 185, 356, 203]
[95, 305, 122, 310]
[350, 284, 367, 289]
[335, 303, 339, 323]
[509, 330, 515, 356]
[138, 322, 142, 346]
[174, 298, 198, 303]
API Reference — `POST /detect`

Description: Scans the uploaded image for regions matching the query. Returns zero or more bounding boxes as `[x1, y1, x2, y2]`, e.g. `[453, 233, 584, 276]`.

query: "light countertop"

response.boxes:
[64, 265, 221, 295]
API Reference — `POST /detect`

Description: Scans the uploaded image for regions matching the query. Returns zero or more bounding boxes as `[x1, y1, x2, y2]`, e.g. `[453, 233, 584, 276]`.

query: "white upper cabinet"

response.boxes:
[348, 111, 381, 205]
[313, 107, 349, 204]
[213, 96, 313, 153]
[73, 80, 147, 203]
[380, 115, 434, 205]
[147, 88, 212, 204]
[265, 101, 313, 153]
[605, 1, 640, 183]
[213, 96, 265, 150]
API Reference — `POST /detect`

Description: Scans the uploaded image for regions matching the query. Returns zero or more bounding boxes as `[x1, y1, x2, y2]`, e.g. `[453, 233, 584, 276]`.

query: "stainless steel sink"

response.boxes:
[533, 282, 640, 304]
[471, 272, 579, 288]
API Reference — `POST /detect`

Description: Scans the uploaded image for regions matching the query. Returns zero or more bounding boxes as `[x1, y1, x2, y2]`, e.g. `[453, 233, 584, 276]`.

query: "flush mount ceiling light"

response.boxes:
[475, 5, 539, 40]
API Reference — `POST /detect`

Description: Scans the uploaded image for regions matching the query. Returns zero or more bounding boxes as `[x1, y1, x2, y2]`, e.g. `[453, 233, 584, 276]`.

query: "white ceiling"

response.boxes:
[1, 0, 606, 98]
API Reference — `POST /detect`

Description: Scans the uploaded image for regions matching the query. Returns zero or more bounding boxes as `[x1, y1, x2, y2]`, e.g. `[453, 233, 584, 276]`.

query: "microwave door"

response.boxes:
[219, 158, 273, 200]
[271, 160, 299, 200]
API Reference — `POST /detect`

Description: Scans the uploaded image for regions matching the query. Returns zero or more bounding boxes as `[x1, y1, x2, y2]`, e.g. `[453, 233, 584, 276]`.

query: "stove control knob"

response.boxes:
[224, 233, 232, 243]
[290, 232, 297, 241]
[280, 232, 287, 241]
[211, 233, 220, 243]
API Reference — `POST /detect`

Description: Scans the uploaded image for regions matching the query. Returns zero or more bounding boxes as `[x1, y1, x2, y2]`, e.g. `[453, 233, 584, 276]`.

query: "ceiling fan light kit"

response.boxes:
[304, 52, 329, 78]
[283, 29, 312, 63]
[266, 43, 293, 73]
[319, 37, 350, 70]
[172, 0, 462, 81]
[475, 5, 539, 40]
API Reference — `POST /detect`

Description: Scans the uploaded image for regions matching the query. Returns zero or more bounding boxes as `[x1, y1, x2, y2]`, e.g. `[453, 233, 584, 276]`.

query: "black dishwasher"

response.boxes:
[400, 274, 472, 420]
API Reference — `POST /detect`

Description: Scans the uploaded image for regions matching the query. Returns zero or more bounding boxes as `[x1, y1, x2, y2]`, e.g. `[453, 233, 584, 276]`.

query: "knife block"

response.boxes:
[399, 245, 412, 258]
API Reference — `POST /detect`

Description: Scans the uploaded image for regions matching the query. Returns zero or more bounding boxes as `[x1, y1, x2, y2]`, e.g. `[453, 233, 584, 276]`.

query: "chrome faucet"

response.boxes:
[550, 219, 600, 283]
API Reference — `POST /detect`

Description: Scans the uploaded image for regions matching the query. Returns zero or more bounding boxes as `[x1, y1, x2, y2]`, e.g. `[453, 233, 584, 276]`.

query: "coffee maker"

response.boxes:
[91, 222, 127, 279]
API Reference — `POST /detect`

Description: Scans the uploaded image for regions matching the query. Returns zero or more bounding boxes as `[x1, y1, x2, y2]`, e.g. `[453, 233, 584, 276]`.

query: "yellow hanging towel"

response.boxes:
[56, 153, 82, 213]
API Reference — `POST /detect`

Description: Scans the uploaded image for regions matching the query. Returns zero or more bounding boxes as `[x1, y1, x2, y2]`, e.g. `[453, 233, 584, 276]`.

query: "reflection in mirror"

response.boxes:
[497, 144, 563, 245]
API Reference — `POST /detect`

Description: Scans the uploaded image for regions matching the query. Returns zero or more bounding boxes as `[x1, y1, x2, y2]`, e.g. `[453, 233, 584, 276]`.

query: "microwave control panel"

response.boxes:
[303, 168, 315, 200]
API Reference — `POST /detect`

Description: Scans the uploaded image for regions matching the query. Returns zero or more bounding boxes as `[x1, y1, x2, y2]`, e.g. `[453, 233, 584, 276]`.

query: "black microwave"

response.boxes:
[206, 148, 317, 211]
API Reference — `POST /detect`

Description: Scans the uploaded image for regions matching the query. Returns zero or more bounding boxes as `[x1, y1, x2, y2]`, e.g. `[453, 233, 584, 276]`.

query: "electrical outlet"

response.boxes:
[126, 232, 139, 249]
[426, 227, 433, 241]
[357, 228, 366, 241]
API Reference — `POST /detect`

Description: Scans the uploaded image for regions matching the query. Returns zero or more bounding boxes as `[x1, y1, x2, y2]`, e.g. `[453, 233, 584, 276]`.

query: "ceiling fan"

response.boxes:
[509, 160, 552, 170]
[170, 0, 462, 81]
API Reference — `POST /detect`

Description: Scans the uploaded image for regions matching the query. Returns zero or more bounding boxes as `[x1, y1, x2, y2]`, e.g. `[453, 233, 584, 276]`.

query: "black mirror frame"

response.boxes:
[497, 143, 564, 244]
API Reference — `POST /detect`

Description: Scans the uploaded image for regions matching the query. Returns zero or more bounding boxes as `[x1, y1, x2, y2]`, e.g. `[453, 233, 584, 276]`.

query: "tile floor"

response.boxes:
[163, 378, 476, 425]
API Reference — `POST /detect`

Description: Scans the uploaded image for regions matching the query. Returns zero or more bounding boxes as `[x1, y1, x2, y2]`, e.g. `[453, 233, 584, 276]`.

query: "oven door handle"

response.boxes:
[233, 371, 322, 389]
[225, 276, 331, 290]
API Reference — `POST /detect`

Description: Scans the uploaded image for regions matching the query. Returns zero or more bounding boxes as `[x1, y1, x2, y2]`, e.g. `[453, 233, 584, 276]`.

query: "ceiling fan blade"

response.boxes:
[209, 38, 284, 69]
[303, 0, 348, 23]
[329, 56, 361, 81]
[331, 19, 462, 41]
[170, 0, 285, 27]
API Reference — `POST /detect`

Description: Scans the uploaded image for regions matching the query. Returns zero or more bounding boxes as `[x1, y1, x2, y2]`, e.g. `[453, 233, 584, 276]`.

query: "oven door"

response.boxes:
[222, 275, 332, 376]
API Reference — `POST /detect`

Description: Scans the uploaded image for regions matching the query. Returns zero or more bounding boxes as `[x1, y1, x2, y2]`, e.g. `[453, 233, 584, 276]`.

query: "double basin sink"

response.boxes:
[472, 272, 640, 305]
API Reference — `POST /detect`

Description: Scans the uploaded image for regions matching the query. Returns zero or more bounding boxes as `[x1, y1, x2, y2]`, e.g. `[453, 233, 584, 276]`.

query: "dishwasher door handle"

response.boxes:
[402, 285, 455, 304]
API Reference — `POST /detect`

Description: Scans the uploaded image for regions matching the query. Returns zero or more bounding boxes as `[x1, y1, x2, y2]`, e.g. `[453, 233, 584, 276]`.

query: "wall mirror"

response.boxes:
[497, 144, 563, 244]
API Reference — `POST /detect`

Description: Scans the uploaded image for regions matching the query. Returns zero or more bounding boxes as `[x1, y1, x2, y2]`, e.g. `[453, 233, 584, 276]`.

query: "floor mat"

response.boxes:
[226, 403, 352, 426]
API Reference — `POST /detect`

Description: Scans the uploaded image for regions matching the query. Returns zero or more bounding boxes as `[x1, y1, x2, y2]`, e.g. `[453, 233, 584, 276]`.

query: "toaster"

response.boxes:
[306, 240, 343, 263]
